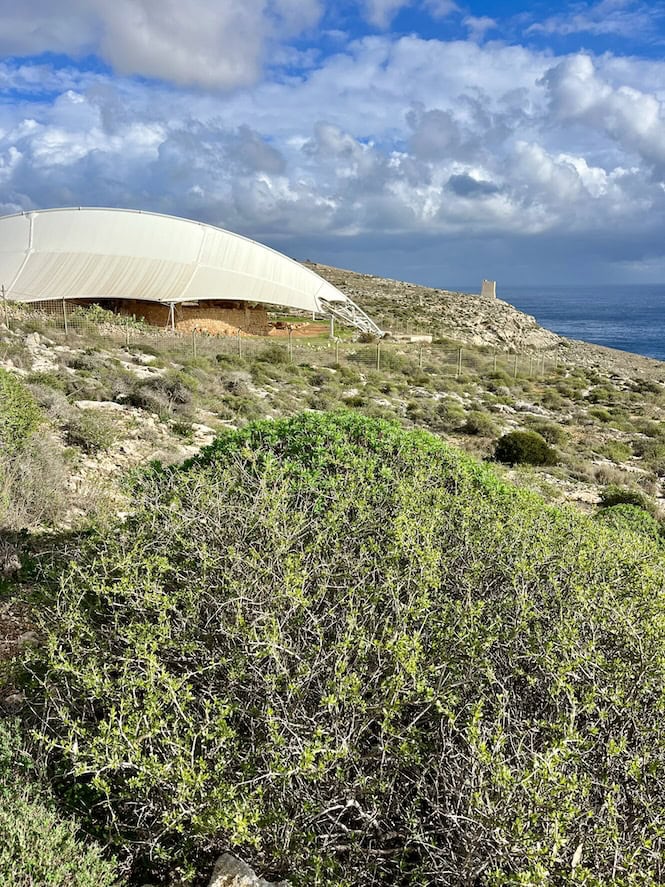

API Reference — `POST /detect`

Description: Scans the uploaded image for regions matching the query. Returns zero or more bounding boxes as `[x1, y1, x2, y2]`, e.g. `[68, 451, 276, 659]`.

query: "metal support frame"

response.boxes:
[318, 295, 383, 338]
[1, 285, 8, 329]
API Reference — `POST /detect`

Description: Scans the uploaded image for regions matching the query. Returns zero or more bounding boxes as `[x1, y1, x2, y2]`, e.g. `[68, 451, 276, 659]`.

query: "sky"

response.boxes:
[1, 0, 665, 287]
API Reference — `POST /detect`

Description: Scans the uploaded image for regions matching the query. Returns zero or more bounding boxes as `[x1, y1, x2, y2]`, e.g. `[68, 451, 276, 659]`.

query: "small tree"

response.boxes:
[494, 429, 557, 466]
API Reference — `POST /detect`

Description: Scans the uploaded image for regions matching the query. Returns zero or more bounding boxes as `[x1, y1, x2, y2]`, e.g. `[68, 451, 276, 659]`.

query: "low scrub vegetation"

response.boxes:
[0, 720, 118, 887]
[17, 411, 665, 885]
[0, 370, 70, 529]
[0, 367, 41, 453]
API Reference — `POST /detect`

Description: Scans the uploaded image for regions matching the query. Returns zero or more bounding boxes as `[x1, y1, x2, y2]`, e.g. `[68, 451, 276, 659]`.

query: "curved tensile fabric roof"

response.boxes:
[0, 207, 349, 315]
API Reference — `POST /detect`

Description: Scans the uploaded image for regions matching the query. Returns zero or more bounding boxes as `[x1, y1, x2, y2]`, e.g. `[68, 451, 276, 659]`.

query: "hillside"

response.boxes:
[3, 276, 665, 884]
[305, 261, 563, 351]
[307, 261, 665, 382]
[0, 274, 664, 535]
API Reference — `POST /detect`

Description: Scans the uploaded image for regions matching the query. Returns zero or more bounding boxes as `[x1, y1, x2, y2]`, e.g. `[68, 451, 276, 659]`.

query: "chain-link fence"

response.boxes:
[4, 300, 563, 381]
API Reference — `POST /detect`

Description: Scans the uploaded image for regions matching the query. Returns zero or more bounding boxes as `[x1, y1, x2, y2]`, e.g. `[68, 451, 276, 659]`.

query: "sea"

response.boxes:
[470, 284, 665, 363]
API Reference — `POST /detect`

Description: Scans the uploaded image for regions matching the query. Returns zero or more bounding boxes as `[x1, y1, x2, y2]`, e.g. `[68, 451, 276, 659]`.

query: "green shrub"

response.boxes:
[594, 504, 662, 542]
[494, 429, 557, 466]
[65, 411, 116, 453]
[0, 720, 118, 887]
[66, 350, 105, 372]
[171, 420, 194, 442]
[589, 406, 612, 423]
[461, 410, 498, 437]
[21, 412, 665, 885]
[215, 353, 247, 369]
[342, 393, 366, 407]
[540, 389, 565, 409]
[486, 370, 513, 389]
[127, 371, 196, 415]
[599, 484, 656, 515]
[254, 344, 290, 365]
[223, 371, 252, 396]
[24, 370, 69, 392]
[635, 419, 665, 438]
[587, 385, 617, 404]
[523, 419, 569, 446]
[434, 399, 466, 430]
[0, 432, 69, 529]
[600, 440, 632, 463]
[0, 368, 41, 454]
[632, 438, 665, 461]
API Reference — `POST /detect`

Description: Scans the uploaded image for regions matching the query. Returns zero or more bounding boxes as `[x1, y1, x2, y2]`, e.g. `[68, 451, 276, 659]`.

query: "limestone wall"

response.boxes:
[117, 300, 270, 336]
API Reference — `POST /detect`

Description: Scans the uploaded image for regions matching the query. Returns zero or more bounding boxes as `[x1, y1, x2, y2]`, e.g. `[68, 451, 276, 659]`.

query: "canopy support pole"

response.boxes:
[1, 285, 8, 329]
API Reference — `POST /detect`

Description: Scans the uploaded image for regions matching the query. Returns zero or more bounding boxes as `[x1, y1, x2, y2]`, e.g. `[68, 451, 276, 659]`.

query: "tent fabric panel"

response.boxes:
[0, 213, 30, 254]
[198, 226, 346, 305]
[0, 252, 27, 291]
[0, 208, 356, 315]
[187, 266, 313, 311]
[12, 252, 195, 302]
[31, 209, 204, 263]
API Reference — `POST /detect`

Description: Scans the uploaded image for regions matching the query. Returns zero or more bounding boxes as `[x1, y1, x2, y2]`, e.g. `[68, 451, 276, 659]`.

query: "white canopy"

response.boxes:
[0, 207, 382, 334]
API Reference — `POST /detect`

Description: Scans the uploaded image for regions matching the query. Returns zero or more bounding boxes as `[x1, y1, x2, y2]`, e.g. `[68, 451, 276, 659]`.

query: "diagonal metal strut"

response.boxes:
[318, 295, 384, 337]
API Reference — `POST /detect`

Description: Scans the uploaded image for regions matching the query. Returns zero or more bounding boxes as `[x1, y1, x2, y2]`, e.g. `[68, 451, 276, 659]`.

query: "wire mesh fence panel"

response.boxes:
[3, 302, 567, 385]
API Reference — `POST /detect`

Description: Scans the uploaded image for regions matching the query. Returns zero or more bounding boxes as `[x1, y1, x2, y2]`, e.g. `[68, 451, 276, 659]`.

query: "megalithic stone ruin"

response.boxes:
[481, 279, 497, 298]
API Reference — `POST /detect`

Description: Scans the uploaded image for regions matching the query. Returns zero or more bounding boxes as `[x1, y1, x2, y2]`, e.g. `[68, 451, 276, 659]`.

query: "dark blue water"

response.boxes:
[497, 285, 665, 362]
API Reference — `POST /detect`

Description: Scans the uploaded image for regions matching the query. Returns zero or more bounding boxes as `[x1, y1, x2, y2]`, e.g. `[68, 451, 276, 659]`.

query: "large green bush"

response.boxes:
[494, 429, 557, 466]
[22, 412, 665, 885]
[594, 503, 663, 542]
[599, 483, 656, 515]
[0, 367, 41, 454]
[0, 720, 118, 886]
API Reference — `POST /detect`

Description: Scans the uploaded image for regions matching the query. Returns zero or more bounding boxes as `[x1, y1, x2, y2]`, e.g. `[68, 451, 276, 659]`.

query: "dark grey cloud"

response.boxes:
[446, 174, 500, 197]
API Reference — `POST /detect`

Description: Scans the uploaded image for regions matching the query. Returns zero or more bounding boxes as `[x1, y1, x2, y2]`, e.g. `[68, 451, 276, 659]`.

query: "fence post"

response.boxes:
[237, 329, 242, 358]
[513, 353, 518, 378]
[456, 347, 462, 378]
[1, 285, 8, 330]
[418, 346, 423, 369]
[335, 339, 340, 365]
[288, 327, 293, 362]
[541, 354, 545, 377]
[493, 349, 497, 372]
[192, 328, 197, 359]
[376, 340, 381, 371]
[125, 315, 130, 347]
[62, 298, 69, 339]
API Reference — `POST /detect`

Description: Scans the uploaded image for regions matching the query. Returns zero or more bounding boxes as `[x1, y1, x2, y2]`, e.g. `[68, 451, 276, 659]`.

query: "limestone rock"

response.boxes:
[75, 400, 127, 411]
[304, 261, 563, 353]
[207, 853, 285, 887]
[514, 400, 550, 416]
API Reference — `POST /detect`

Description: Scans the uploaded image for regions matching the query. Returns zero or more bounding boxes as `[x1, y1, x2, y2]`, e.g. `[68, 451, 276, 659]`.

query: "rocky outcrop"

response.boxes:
[305, 262, 562, 352]
[207, 854, 286, 887]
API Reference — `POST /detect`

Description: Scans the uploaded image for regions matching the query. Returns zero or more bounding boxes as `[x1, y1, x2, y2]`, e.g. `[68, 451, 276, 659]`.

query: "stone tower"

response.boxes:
[481, 279, 497, 298]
